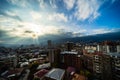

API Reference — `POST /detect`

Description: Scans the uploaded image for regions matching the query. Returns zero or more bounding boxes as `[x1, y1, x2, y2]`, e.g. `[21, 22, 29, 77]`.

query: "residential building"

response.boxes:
[108, 53, 120, 80]
[34, 69, 49, 80]
[83, 50, 112, 80]
[65, 41, 74, 51]
[97, 41, 120, 53]
[60, 51, 83, 71]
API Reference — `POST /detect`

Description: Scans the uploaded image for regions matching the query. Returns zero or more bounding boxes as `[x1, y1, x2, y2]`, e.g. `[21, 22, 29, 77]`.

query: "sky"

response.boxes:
[0, 0, 120, 45]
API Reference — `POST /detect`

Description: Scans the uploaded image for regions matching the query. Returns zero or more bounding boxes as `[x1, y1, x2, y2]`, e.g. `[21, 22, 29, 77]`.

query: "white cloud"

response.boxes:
[7, 0, 30, 8]
[74, 0, 101, 21]
[1, 21, 63, 38]
[48, 13, 68, 22]
[38, 0, 57, 9]
[63, 0, 76, 10]
[37, 0, 47, 9]
[30, 11, 68, 25]
[5, 11, 16, 16]
[49, 0, 57, 8]
[92, 28, 114, 34]
[18, 22, 60, 36]
[73, 29, 87, 34]
[30, 11, 42, 21]
[0, 15, 10, 23]
[72, 29, 87, 37]
[0, 14, 21, 31]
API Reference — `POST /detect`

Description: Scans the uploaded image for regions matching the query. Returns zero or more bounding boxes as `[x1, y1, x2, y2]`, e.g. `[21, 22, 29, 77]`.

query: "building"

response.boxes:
[43, 68, 65, 80]
[60, 51, 83, 71]
[84, 44, 97, 51]
[108, 53, 120, 80]
[101, 54, 112, 80]
[47, 40, 52, 48]
[34, 69, 49, 80]
[83, 50, 112, 80]
[37, 63, 51, 70]
[65, 41, 74, 51]
[97, 41, 120, 53]
[47, 48, 61, 67]
[93, 53, 112, 80]
[1, 68, 24, 80]
[83, 50, 94, 72]
[117, 44, 120, 53]
[71, 72, 86, 80]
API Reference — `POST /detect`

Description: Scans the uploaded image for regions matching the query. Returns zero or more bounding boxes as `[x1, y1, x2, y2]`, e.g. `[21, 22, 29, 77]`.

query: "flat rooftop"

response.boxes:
[61, 51, 78, 54]
[107, 52, 120, 57]
[45, 68, 65, 80]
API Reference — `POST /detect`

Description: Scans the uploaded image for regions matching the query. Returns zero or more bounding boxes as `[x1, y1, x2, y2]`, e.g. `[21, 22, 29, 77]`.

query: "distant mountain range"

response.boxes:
[58, 31, 120, 43]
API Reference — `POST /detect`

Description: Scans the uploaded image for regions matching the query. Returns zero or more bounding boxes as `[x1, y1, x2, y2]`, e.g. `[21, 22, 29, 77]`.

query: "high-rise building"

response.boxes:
[83, 50, 112, 80]
[108, 53, 120, 80]
[117, 44, 120, 53]
[65, 41, 74, 51]
[60, 51, 83, 71]
[47, 40, 52, 48]
[48, 48, 61, 67]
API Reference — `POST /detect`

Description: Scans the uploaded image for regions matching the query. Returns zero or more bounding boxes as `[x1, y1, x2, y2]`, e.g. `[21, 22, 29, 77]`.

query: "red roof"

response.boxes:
[8, 68, 23, 74]
[93, 51, 103, 56]
[72, 73, 86, 80]
[67, 67, 76, 73]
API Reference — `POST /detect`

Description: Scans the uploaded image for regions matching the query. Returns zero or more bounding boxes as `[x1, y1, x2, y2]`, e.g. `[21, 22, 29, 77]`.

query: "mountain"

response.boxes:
[59, 31, 120, 43]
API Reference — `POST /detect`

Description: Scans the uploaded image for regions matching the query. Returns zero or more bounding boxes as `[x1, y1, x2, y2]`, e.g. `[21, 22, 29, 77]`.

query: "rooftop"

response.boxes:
[37, 63, 51, 70]
[1, 68, 24, 78]
[61, 51, 78, 54]
[34, 69, 49, 78]
[107, 52, 120, 57]
[72, 73, 86, 80]
[45, 68, 65, 80]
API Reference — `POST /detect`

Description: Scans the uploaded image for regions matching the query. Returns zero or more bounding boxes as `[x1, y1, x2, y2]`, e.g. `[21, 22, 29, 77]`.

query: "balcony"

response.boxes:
[115, 64, 120, 67]
[115, 67, 120, 70]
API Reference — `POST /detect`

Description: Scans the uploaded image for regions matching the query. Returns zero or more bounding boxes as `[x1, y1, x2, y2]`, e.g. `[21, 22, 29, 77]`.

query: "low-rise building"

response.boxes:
[34, 69, 49, 80]
[43, 68, 65, 80]
[71, 72, 86, 80]
[1, 68, 24, 80]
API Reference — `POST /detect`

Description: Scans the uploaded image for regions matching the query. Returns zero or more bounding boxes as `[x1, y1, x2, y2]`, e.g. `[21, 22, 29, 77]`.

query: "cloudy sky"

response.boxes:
[0, 0, 120, 45]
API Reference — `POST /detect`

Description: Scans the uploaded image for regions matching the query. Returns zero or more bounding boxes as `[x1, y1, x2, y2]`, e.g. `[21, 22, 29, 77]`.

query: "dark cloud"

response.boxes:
[113, 28, 120, 32]
[24, 30, 33, 33]
[17, 25, 24, 27]
[57, 30, 84, 38]
[0, 29, 18, 43]
[0, 30, 9, 37]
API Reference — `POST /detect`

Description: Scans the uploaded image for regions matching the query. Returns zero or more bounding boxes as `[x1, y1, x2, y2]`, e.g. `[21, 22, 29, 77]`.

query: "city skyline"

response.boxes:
[0, 0, 120, 45]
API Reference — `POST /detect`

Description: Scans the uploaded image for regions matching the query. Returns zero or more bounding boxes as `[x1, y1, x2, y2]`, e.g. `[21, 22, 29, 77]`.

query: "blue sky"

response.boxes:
[0, 0, 120, 45]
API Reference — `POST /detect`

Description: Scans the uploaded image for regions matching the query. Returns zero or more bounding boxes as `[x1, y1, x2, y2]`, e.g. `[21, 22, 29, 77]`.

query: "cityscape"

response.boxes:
[0, 0, 120, 80]
[0, 40, 120, 80]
